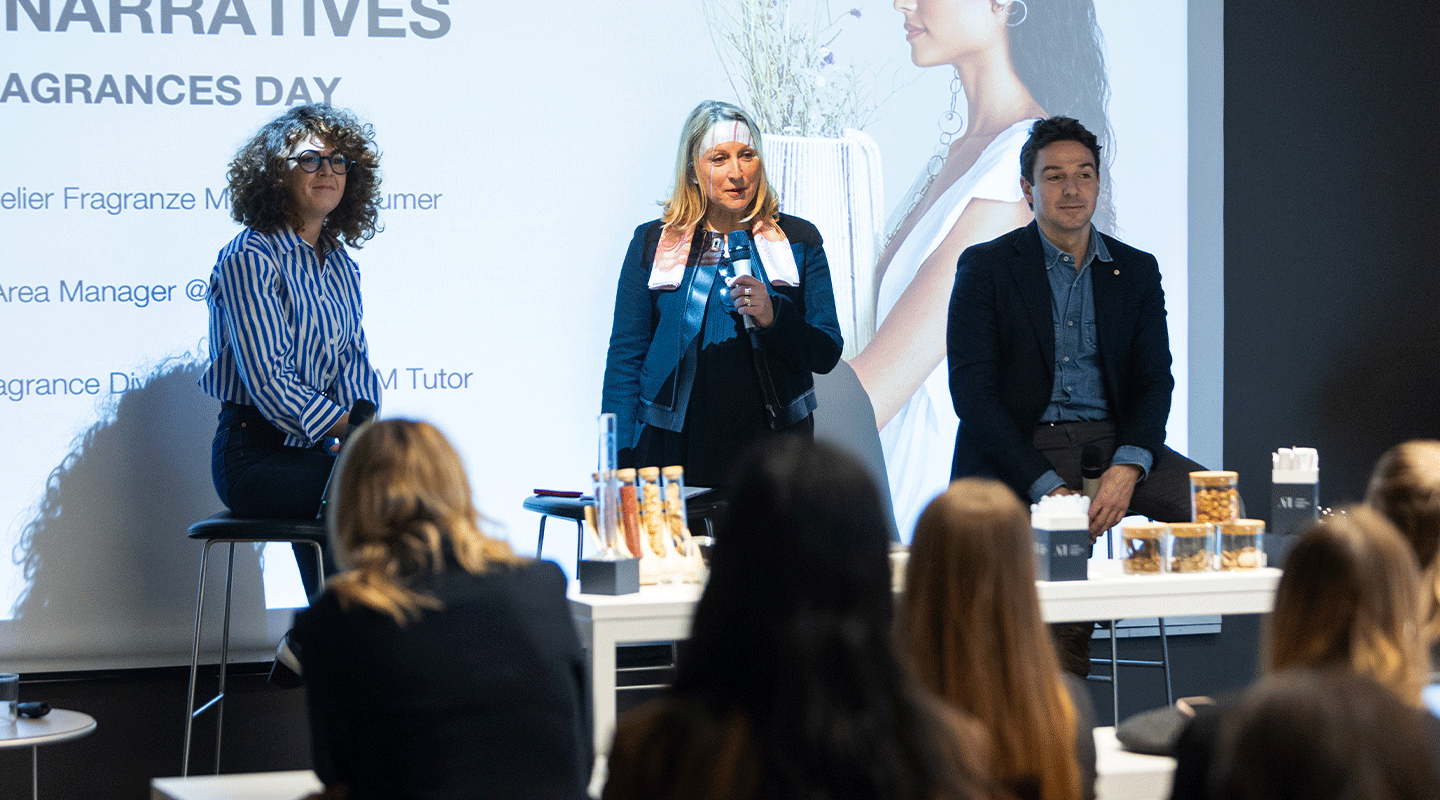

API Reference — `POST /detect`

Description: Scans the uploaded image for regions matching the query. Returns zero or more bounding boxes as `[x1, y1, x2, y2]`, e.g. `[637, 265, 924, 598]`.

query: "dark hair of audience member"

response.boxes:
[1365, 439, 1440, 648]
[1265, 506, 1430, 705]
[603, 437, 990, 800]
[327, 419, 522, 624]
[1214, 668, 1440, 800]
[897, 478, 1083, 800]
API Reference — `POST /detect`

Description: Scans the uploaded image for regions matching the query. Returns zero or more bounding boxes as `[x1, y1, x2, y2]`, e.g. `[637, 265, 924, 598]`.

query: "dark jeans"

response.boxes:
[1033, 420, 1208, 677]
[212, 401, 336, 596]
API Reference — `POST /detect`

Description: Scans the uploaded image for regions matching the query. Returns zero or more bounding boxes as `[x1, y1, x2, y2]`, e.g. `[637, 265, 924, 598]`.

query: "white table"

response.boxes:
[569, 563, 1281, 754]
[150, 769, 322, 800]
[0, 709, 98, 800]
[1094, 726, 1176, 800]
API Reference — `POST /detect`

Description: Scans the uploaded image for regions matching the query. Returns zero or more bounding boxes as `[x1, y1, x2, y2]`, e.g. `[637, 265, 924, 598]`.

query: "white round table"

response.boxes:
[0, 709, 97, 800]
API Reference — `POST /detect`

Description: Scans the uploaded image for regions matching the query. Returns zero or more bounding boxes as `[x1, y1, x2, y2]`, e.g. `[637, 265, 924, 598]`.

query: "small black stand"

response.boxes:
[1269, 482, 1319, 568]
[578, 557, 640, 595]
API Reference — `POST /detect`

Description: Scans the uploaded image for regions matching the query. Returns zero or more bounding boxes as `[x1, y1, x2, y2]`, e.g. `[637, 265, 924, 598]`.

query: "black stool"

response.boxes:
[523, 493, 728, 572]
[181, 511, 326, 776]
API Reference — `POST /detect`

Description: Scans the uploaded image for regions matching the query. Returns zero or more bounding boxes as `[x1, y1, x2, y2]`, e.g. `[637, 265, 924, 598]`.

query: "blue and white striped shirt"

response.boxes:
[199, 227, 382, 448]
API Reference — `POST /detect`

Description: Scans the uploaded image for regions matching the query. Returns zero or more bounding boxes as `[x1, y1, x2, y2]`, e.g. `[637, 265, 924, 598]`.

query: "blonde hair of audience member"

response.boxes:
[659, 100, 779, 232]
[1265, 506, 1430, 705]
[327, 419, 522, 625]
[897, 478, 1082, 800]
[1365, 439, 1440, 646]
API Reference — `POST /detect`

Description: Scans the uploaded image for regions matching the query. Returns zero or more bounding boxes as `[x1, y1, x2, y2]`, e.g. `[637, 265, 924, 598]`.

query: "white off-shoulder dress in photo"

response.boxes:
[876, 119, 1034, 539]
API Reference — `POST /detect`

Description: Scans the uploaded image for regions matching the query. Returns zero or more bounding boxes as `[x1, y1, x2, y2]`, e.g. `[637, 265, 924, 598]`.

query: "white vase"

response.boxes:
[761, 129, 884, 361]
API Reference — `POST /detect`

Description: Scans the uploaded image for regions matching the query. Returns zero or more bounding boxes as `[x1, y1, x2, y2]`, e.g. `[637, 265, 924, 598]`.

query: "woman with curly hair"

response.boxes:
[199, 104, 385, 585]
[293, 420, 590, 799]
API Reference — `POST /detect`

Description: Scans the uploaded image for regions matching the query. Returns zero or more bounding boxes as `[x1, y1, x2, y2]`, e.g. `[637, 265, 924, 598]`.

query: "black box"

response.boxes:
[578, 557, 640, 595]
[1269, 482, 1319, 568]
[1033, 527, 1090, 581]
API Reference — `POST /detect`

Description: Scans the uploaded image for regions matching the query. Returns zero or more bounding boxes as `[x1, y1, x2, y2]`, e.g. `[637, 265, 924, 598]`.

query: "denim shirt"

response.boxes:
[1028, 227, 1153, 501]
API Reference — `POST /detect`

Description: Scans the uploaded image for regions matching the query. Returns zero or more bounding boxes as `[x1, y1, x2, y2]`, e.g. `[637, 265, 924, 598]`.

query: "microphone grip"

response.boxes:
[1082, 475, 1102, 502]
[344, 398, 377, 439]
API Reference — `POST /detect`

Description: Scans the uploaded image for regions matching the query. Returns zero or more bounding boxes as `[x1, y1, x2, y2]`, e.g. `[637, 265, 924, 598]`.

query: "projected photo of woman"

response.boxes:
[199, 104, 384, 589]
[849, 0, 1113, 534]
[601, 100, 843, 487]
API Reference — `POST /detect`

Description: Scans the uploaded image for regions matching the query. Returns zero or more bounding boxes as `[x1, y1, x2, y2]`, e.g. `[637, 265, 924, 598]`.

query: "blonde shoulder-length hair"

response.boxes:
[1366, 439, 1440, 648]
[896, 478, 1083, 800]
[660, 100, 780, 232]
[326, 419, 523, 625]
[1266, 505, 1430, 705]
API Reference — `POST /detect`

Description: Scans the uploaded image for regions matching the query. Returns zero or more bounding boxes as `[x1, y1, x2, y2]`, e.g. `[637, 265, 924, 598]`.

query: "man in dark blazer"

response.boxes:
[948, 116, 1208, 674]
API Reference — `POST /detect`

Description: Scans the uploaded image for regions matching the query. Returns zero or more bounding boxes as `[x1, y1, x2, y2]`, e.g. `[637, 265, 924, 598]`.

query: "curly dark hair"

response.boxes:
[227, 104, 382, 249]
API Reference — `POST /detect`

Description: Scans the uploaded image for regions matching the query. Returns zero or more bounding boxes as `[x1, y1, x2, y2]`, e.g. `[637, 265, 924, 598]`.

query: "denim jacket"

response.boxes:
[601, 214, 843, 454]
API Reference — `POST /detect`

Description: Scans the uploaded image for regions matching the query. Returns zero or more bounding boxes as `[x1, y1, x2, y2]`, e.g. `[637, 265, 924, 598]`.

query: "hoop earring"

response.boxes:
[1006, 0, 1027, 26]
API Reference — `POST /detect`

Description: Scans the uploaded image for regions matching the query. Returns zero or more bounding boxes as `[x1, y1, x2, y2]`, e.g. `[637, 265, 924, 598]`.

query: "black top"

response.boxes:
[293, 559, 590, 800]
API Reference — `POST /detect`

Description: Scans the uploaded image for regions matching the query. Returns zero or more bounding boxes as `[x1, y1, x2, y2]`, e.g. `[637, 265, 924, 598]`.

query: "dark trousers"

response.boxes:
[1034, 420, 1207, 677]
[211, 402, 336, 596]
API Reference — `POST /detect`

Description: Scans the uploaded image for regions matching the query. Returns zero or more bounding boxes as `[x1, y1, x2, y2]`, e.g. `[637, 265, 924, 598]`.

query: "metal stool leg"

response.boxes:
[213, 542, 236, 774]
[1110, 619, 1120, 726]
[535, 515, 549, 559]
[572, 519, 584, 574]
[1158, 617, 1174, 705]
[183, 539, 217, 776]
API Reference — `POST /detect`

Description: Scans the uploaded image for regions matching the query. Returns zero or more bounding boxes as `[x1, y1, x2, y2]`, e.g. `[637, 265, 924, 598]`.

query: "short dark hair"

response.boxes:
[1019, 116, 1102, 185]
[226, 104, 382, 249]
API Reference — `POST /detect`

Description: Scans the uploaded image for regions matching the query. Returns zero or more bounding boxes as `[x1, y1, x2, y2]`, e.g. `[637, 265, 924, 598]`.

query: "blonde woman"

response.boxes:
[1264, 506, 1430, 702]
[1365, 439, 1440, 664]
[292, 420, 590, 800]
[600, 100, 843, 488]
[1170, 507, 1431, 800]
[896, 478, 1095, 800]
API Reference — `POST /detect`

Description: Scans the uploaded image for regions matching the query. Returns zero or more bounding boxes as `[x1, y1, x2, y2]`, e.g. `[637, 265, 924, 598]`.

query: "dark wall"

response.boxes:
[1224, 2, 1440, 513]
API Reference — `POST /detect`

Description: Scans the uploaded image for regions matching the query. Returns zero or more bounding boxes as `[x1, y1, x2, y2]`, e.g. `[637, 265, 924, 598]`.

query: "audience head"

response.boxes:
[1215, 668, 1440, 800]
[227, 103, 382, 248]
[328, 419, 518, 624]
[1266, 506, 1429, 704]
[674, 437, 987, 800]
[897, 478, 1080, 800]
[1366, 439, 1440, 643]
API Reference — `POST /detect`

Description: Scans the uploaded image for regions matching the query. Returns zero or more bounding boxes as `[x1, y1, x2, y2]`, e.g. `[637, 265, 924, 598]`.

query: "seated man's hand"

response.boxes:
[1089, 464, 1142, 541]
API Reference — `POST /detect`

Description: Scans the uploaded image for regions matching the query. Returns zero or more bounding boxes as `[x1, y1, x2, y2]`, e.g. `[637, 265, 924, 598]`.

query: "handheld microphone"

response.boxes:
[726, 230, 757, 332]
[343, 398, 377, 437]
[1081, 444, 1106, 501]
[316, 398, 377, 520]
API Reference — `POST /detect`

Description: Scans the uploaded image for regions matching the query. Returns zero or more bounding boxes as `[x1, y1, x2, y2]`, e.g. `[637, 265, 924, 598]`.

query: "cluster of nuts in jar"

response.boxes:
[1169, 523, 1214, 573]
[1191, 471, 1240, 523]
[1220, 546, 1262, 570]
[1122, 524, 1167, 574]
[1171, 550, 1212, 573]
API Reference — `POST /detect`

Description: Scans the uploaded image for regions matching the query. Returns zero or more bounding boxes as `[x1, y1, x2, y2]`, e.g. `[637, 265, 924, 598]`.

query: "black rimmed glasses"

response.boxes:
[286, 151, 354, 174]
